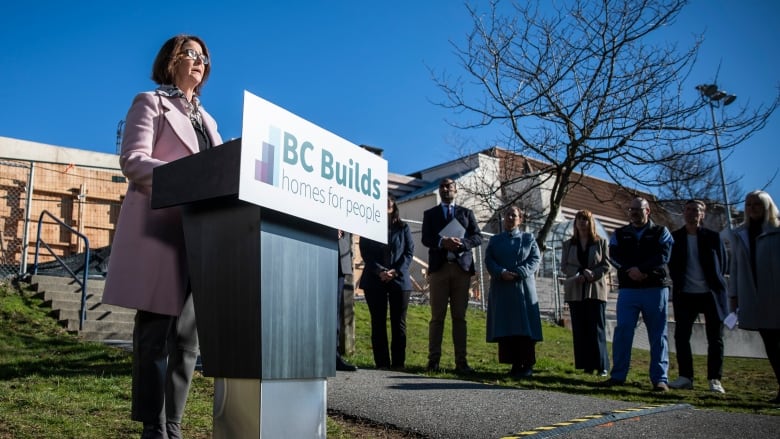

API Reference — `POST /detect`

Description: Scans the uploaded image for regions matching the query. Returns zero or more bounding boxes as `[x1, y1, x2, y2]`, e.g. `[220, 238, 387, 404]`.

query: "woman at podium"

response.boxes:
[102, 34, 223, 439]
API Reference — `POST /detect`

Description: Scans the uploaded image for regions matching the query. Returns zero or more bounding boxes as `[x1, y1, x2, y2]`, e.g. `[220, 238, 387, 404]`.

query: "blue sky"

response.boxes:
[1, 0, 778, 201]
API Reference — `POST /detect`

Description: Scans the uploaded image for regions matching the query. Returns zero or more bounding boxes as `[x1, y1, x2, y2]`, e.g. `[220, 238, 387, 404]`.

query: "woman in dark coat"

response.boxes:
[485, 206, 542, 378]
[359, 196, 415, 369]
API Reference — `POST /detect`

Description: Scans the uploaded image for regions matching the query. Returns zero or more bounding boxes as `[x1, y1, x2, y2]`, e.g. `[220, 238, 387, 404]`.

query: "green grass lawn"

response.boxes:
[0, 281, 777, 438]
[348, 300, 779, 415]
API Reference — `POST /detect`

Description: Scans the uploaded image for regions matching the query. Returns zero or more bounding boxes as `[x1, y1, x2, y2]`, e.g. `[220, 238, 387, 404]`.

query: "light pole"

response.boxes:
[696, 83, 736, 228]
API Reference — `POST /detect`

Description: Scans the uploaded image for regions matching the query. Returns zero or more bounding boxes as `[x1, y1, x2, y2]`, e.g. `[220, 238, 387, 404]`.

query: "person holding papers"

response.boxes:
[102, 34, 222, 439]
[484, 206, 542, 379]
[359, 196, 415, 369]
[421, 178, 482, 373]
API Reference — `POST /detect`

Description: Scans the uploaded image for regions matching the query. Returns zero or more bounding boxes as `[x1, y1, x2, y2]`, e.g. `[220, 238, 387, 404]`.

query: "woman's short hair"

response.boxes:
[572, 209, 600, 242]
[151, 34, 211, 95]
[743, 190, 780, 228]
[504, 205, 524, 219]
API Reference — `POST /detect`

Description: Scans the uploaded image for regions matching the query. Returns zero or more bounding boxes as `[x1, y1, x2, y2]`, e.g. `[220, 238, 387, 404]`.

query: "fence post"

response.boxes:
[19, 162, 35, 276]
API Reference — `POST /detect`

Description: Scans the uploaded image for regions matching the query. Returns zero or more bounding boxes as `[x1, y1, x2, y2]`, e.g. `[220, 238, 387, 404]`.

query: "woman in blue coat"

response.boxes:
[359, 196, 415, 369]
[485, 206, 542, 378]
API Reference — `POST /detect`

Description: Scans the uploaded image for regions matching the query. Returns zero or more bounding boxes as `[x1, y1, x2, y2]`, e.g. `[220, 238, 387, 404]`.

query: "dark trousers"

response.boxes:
[131, 292, 199, 424]
[673, 291, 724, 380]
[759, 329, 780, 388]
[497, 335, 536, 369]
[364, 287, 411, 368]
[337, 275, 345, 354]
[568, 299, 609, 372]
[428, 263, 471, 367]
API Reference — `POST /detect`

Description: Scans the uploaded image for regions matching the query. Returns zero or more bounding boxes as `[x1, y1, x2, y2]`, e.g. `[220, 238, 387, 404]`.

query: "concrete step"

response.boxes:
[61, 318, 134, 336]
[42, 297, 130, 315]
[29, 274, 134, 343]
[52, 307, 135, 322]
[36, 290, 106, 308]
[31, 282, 106, 298]
[30, 274, 105, 290]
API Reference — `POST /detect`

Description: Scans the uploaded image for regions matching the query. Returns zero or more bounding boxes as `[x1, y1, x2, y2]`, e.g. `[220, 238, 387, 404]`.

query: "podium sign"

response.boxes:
[151, 92, 387, 438]
[239, 90, 388, 243]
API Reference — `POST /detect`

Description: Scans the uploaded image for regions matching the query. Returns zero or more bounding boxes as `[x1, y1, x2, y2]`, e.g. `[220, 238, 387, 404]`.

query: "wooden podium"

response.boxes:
[152, 138, 335, 438]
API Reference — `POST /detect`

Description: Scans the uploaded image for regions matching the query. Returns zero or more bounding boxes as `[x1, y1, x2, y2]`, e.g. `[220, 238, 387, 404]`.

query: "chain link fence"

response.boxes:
[0, 159, 126, 282]
[2, 157, 579, 322]
[354, 218, 569, 323]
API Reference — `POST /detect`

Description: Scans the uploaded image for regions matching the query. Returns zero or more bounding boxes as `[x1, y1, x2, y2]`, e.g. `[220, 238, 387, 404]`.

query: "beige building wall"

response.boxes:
[0, 137, 126, 269]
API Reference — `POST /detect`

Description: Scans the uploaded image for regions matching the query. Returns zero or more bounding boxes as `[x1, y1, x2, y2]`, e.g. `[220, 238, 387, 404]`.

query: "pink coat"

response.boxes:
[102, 91, 223, 315]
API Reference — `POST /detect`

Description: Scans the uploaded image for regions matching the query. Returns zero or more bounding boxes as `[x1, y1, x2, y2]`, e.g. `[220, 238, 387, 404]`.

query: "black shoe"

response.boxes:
[166, 422, 181, 439]
[141, 424, 166, 439]
[336, 356, 357, 372]
[599, 377, 625, 387]
[455, 364, 474, 374]
[426, 360, 440, 372]
[510, 366, 533, 379]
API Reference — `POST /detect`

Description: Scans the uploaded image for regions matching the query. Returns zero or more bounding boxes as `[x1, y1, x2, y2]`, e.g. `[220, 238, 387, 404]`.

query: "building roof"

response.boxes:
[388, 172, 428, 200]
[397, 146, 673, 232]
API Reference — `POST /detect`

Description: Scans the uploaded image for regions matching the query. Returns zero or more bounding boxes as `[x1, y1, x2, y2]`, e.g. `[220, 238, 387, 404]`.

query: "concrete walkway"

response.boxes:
[327, 369, 779, 438]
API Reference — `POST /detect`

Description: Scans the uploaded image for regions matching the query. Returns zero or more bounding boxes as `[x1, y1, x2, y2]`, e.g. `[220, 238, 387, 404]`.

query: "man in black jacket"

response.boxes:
[668, 200, 728, 393]
[603, 197, 674, 391]
[421, 178, 482, 373]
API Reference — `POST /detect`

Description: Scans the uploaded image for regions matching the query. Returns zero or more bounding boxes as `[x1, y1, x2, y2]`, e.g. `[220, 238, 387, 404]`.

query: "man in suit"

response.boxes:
[337, 229, 357, 371]
[421, 178, 482, 373]
[668, 200, 728, 393]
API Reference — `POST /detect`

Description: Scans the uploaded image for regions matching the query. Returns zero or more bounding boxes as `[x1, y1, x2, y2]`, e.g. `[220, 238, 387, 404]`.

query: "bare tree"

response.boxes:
[656, 151, 745, 229]
[656, 151, 742, 201]
[435, 0, 778, 248]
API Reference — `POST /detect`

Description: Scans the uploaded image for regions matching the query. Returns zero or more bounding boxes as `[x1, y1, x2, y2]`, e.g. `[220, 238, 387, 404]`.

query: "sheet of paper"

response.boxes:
[439, 218, 466, 238]
[723, 311, 738, 330]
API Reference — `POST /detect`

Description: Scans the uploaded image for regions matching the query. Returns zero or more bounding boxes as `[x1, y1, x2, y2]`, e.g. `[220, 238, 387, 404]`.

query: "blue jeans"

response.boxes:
[611, 287, 669, 384]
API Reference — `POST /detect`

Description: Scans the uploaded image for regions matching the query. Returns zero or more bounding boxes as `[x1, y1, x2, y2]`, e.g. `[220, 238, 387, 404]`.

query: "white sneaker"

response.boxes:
[709, 379, 725, 394]
[668, 376, 693, 389]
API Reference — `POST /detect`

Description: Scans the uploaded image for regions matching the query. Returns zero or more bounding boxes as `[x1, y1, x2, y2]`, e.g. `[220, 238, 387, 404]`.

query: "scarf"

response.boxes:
[157, 84, 203, 129]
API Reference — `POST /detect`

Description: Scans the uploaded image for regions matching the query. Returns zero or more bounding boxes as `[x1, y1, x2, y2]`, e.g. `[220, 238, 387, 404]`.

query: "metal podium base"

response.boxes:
[213, 377, 327, 438]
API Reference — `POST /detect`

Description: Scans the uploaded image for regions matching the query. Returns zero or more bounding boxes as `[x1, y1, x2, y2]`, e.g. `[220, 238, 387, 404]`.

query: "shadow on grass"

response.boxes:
[0, 330, 132, 380]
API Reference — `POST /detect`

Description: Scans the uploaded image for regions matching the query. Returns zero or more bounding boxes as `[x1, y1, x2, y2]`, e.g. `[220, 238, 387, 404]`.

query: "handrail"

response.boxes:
[32, 210, 91, 331]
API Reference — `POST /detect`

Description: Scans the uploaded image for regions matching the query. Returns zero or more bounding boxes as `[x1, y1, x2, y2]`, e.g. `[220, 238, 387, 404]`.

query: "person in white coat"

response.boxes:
[728, 190, 780, 404]
[102, 34, 222, 439]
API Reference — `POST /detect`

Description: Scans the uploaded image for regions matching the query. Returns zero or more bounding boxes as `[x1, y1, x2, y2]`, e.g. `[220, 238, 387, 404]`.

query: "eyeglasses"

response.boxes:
[627, 207, 646, 212]
[180, 49, 209, 65]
